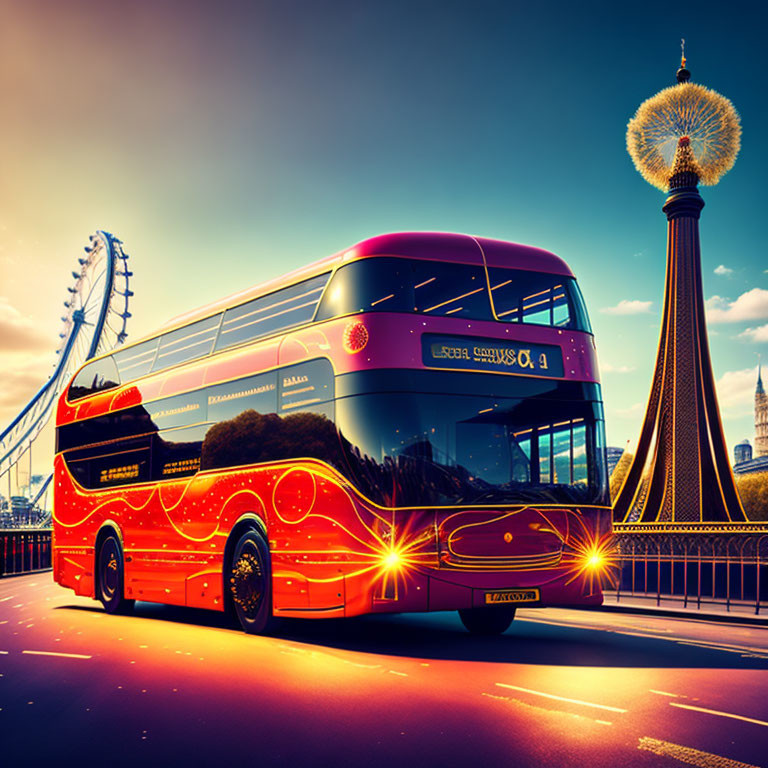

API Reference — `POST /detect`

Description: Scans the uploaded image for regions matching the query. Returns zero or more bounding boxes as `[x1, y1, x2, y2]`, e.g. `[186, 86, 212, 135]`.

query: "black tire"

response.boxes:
[229, 529, 279, 635]
[458, 606, 516, 635]
[97, 534, 135, 615]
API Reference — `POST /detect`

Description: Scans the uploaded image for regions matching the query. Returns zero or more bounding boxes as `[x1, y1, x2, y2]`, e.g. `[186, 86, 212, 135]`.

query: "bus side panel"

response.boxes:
[266, 464, 385, 613]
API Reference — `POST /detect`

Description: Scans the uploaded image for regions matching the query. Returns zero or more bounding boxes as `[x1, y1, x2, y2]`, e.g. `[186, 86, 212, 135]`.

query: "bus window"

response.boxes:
[152, 314, 221, 372]
[64, 436, 152, 489]
[207, 372, 278, 423]
[488, 267, 591, 332]
[153, 425, 209, 480]
[145, 391, 207, 431]
[113, 339, 159, 381]
[68, 356, 120, 401]
[332, 378, 607, 507]
[315, 258, 491, 321]
[279, 359, 334, 413]
[215, 273, 329, 352]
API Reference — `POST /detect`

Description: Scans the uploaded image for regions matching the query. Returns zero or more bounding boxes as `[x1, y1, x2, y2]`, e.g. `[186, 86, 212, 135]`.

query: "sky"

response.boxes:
[1, 0, 766, 483]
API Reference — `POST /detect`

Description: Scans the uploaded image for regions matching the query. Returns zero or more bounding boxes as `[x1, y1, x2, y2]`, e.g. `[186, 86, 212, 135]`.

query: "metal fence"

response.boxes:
[0, 528, 52, 577]
[610, 533, 768, 616]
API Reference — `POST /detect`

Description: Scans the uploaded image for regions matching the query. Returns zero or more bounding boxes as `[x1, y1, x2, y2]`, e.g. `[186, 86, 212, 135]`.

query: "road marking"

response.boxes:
[388, 670, 408, 677]
[638, 736, 760, 768]
[649, 689, 681, 698]
[0, 650, 8, 655]
[669, 702, 768, 728]
[675, 637, 768, 656]
[342, 660, 381, 669]
[677, 641, 744, 655]
[0, 596, 16, 602]
[22, 650, 92, 660]
[482, 693, 613, 726]
[523, 615, 768, 656]
[495, 683, 627, 713]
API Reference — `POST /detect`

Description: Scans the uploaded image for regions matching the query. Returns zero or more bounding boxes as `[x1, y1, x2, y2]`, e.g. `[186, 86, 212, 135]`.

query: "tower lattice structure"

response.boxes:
[613, 137, 747, 525]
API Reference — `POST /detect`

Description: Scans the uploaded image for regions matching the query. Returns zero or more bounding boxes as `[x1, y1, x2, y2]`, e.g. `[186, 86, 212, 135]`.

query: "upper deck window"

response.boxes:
[113, 339, 159, 381]
[316, 258, 490, 321]
[487, 267, 592, 332]
[215, 273, 330, 353]
[316, 257, 591, 332]
[151, 314, 222, 372]
[68, 356, 120, 402]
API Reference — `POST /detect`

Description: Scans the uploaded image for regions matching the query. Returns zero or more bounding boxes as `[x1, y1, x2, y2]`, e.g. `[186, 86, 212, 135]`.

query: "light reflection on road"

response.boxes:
[1, 573, 767, 768]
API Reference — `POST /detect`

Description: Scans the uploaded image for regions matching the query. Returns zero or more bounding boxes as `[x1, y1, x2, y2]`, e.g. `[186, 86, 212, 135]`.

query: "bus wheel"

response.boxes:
[229, 529, 279, 635]
[458, 606, 516, 635]
[97, 534, 135, 615]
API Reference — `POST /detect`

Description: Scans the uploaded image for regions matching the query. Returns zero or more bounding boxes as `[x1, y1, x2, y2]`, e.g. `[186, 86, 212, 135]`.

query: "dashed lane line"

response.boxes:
[21, 650, 92, 659]
[521, 615, 768, 657]
[669, 702, 768, 728]
[495, 683, 628, 713]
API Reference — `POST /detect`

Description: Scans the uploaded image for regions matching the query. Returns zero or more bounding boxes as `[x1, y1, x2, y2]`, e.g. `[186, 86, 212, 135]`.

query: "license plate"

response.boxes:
[485, 589, 540, 605]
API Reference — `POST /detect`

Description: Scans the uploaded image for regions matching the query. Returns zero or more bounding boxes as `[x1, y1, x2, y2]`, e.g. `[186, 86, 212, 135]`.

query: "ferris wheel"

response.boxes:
[0, 231, 132, 518]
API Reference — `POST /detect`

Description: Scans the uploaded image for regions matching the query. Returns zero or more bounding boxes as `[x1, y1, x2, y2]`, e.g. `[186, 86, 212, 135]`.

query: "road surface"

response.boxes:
[2, 573, 767, 767]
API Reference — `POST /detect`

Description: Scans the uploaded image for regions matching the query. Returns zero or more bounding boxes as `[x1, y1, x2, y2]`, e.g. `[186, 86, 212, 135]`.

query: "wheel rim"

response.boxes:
[230, 546, 265, 620]
[101, 541, 119, 602]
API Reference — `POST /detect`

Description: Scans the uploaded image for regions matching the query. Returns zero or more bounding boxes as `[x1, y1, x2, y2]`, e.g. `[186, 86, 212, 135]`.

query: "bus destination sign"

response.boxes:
[422, 334, 564, 377]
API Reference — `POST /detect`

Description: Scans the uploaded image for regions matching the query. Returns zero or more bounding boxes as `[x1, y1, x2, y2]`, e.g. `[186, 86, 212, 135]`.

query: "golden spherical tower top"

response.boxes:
[626, 49, 741, 191]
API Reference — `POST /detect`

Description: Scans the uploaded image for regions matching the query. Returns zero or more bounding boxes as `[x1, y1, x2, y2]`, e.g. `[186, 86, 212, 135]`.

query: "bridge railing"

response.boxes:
[608, 532, 768, 616]
[0, 529, 52, 577]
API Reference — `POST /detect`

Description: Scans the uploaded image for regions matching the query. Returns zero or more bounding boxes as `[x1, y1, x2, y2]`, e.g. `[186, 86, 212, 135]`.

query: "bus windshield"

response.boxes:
[316, 257, 592, 332]
[333, 371, 607, 507]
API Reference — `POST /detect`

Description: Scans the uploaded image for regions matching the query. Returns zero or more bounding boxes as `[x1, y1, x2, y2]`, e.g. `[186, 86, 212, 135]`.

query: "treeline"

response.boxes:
[608, 452, 768, 522]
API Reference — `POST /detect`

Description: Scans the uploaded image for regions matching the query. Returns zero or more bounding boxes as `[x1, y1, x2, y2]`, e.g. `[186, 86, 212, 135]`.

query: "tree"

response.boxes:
[610, 451, 634, 504]
[735, 472, 768, 522]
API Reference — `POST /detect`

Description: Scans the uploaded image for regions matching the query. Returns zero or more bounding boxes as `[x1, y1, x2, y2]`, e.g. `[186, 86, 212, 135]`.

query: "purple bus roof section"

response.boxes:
[161, 232, 574, 332]
[348, 232, 573, 276]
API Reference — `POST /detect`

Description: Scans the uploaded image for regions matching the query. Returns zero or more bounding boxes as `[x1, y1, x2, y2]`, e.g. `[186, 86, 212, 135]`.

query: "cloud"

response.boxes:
[600, 300, 653, 315]
[706, 288, 768, 323]
[600, 362, 636, 374]
[614, 402, 644, 416]
[739, 324, 768, 343]
[715, 365, 760, 415]
[0, 297, 50, 352]
[714, 265, 733, 276]
[0, 355, 55, 426]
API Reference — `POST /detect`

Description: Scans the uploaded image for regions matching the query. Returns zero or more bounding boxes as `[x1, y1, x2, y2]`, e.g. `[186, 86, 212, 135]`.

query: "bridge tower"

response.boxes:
[614, 58, 746, 525]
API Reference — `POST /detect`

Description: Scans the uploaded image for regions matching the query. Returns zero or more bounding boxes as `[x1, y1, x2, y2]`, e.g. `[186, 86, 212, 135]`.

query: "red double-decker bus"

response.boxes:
[53, 232, 612, 635]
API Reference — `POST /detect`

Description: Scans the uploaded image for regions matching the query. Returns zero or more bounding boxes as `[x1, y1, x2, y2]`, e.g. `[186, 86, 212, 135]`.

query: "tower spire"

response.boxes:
[758, 356, 765, 396]
[676, 39, 691, 83]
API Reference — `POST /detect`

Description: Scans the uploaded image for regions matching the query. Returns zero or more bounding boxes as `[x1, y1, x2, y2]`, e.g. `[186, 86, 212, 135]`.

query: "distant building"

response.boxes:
[10, 496, 32, 527]
[606, 446, 625, 477]
[757, 363, 768, 458]
[734, 439, 752, 466]
[0, 495, 11, 528]
[733, 367, 768, 476]
[733, 455, 768, 476]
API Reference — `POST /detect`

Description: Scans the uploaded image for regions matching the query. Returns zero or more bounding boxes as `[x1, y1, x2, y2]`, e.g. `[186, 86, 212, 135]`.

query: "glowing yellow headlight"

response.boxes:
[587, 552, 603, 569]
[382, 549, 402, 570]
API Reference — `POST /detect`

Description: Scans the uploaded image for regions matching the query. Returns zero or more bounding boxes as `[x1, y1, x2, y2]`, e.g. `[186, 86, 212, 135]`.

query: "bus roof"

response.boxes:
[156, 232, 574, 335]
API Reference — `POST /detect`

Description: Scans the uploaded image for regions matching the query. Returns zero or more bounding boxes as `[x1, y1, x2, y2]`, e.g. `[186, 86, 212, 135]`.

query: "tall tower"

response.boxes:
[756, 363, 768, 457]
[614, 55, 746, 525]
